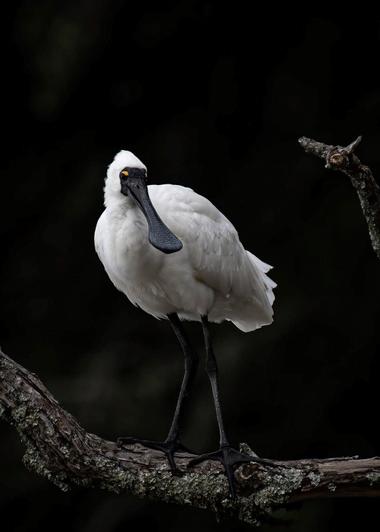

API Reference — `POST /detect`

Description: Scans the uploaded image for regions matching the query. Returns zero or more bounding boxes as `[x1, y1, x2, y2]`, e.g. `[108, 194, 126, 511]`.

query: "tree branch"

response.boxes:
[298, 135, 380, 260]
[1, 349, 379, 527]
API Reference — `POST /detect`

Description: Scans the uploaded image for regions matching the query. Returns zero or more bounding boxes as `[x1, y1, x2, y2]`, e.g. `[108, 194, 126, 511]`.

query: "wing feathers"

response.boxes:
[150, 184, 276, 331]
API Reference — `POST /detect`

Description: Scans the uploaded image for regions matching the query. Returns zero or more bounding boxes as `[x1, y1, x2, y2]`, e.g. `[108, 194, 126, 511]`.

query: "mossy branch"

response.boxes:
[1, 349, 379, 527]
[299, 135, 380, 260]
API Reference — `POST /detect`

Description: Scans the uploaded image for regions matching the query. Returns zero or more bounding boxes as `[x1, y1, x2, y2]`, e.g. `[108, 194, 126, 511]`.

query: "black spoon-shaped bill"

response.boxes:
[126, 178, 183, 254]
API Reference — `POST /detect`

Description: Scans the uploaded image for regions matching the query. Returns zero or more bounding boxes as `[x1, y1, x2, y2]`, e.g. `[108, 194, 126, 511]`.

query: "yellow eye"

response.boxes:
[121, 170, 129, 177]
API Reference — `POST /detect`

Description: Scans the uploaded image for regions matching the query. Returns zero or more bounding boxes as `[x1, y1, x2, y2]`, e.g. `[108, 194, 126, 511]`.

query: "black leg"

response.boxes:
[201, 315, 229, 447]
[165, 313, 199, 442]
[118, 313, 199, 474]
[188, 315, 265, 497]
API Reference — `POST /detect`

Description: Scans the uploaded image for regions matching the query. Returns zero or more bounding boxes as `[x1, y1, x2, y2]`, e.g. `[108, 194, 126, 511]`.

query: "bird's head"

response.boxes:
[105, 150, 147, 205]
[104, 150, 182, 254]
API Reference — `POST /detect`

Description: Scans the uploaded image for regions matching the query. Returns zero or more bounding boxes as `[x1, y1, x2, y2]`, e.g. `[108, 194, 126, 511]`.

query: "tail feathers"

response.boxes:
[230, 312, 273, 333]
[229, 251, 276, 333]
[247, 251, 277, 306]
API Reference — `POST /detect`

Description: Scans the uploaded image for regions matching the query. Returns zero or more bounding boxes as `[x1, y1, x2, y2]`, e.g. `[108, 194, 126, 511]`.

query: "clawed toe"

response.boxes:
[187, 449, 221, 467]
[187, 445, 263, 498]
[188, 446, 254, 467]
[117, 436, 194, 475]
[117, 436, 141, 446]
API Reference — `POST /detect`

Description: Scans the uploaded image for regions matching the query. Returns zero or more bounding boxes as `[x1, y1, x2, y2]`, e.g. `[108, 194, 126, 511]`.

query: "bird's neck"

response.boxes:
[105, 195, 147, 231]
[105, 192, 135, 213]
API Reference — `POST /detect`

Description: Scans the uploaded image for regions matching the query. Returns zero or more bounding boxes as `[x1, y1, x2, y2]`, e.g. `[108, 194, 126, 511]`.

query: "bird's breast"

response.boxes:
[102, 206, 166, 284]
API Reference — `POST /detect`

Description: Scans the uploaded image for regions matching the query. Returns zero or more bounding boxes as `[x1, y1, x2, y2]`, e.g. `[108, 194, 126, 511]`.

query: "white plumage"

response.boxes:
[95, 150, 276, 332]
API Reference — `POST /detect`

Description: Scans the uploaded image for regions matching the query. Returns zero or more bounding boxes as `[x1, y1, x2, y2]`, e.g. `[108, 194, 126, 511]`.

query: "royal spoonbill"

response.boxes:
[95, 150, 276, 497]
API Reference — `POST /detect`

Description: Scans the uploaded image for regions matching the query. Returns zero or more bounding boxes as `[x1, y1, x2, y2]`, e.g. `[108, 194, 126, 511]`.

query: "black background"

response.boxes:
[1, 3, 379, 531]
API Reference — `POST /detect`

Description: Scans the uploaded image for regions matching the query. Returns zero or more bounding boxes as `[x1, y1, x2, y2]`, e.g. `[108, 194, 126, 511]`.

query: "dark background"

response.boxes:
[1, 2, 379, 531]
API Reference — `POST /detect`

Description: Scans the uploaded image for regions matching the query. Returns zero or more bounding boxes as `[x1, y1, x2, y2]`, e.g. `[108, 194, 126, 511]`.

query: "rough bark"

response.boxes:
[1, 349, 379, 527]
[299, 136, 380, 260]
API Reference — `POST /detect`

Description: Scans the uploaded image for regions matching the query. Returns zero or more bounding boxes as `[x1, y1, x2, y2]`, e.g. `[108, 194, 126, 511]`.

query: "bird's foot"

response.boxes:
[187, 444, 271, 498]
[117, 436, 193, 475]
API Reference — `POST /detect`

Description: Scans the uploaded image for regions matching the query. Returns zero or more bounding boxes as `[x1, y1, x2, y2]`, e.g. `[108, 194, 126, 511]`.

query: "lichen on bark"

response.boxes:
[1, 343, 380, 525]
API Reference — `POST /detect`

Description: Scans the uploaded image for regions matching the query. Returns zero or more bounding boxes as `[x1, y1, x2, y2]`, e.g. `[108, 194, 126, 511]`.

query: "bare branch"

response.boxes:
[1, 349, 379, 527]
[299, 136, 380, 260]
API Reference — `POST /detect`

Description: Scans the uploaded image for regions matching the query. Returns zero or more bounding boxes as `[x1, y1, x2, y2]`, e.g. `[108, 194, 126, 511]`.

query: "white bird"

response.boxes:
[95, 150, 276, 496]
